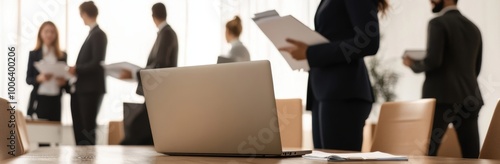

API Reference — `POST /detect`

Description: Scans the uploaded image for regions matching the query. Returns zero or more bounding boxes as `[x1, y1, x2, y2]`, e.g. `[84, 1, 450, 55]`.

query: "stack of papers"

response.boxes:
[303, 151, 408, 162]
[253, 10, 329, 71]
[105, 62, 141, 81]
[404, 50, 426, 60]
[34, 61, 72, 79]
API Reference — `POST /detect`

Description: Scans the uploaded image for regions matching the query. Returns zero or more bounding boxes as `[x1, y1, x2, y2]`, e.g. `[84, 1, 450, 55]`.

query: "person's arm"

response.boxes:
[136, 29, 178, 96]
[306, 0, 380, 67]
[76, 31, 108, 75]
[26, 51, 39, 86]
[410, 19, 446, 73]
[60, 52, 71, 93]
[475, 37, 482, 77]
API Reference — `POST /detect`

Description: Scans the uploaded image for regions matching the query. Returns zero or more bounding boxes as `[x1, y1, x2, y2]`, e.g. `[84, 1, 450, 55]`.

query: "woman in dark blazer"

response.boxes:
[280, 0, 388, 151]
[26, 21, 68, 121]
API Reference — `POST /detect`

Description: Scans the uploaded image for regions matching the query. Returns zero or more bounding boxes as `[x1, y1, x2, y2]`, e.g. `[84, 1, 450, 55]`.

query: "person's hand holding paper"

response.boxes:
[68, 66, 76, 76]
[119, 69, 133, 80]
[253, 10, 329, 71]
[279, 38, 308, 60]
[104, 62, 141, 81]
[34, 61, 72, 79]
[56, 77, 67, 86]
[402, 50, 425, 67]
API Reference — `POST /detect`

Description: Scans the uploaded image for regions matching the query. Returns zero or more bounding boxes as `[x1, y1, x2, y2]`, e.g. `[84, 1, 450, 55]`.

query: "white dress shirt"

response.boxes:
[438, 6, 458, 16]
[37, 45, 60, 96]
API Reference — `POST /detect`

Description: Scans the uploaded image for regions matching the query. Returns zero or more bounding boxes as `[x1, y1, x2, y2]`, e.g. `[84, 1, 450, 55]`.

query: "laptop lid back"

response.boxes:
[140, 60, 283, 156]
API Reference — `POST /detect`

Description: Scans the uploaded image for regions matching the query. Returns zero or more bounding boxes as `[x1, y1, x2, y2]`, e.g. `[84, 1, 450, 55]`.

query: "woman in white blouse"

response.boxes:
[26, 21, 68, 121]
[224, 16, 250, 62]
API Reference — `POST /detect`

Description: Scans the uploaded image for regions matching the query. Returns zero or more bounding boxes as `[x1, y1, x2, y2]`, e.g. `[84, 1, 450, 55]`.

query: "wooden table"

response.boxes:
[4, 146, 500, 164]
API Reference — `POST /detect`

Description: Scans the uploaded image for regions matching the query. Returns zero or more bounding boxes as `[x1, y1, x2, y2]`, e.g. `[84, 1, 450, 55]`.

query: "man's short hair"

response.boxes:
[80, 1, 98, 18]
[152, 3, 167, 20]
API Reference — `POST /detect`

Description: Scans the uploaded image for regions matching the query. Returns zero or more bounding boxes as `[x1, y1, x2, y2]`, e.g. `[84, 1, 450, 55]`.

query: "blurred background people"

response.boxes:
[119, 2, 179, 145]
[403, 0, 483, 158]
[68, 1, 108, 145]
[280, 0, 388, 151]
[221, 16, 250, 62]
[26, 21, 68, 121]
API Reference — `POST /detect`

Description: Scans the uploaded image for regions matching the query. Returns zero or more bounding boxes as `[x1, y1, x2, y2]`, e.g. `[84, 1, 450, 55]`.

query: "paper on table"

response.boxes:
[404, 50, 426, 60]
[303, 151, 408, 161]
[253, 10, 329, 71]
[34, 61, 72, 79]
[105, 62, 141, 81]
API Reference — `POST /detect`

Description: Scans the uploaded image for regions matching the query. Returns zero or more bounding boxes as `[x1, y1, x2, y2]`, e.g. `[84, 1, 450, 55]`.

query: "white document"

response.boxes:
[404, 50, 426, 60]
[34, 61, 72, 79]
[105, 62, 142, 81]
[303, 151, 408, 161]
[253, 10, 329, 71]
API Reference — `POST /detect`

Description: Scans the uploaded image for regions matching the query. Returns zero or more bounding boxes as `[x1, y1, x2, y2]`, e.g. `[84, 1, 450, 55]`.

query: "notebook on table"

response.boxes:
[303, 151, 408, 162]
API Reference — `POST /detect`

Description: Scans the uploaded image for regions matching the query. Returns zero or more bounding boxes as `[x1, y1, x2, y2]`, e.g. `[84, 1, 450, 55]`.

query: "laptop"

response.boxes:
[140, 60, 311, 157]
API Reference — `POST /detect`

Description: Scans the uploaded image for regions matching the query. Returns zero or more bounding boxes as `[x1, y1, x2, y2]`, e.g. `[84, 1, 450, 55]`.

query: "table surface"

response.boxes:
[4, 146, 500, 164]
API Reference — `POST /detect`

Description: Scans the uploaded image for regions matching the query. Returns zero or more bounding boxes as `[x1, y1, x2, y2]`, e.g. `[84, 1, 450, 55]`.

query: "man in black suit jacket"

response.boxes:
[119, 2, 178, 145]
[68, 1, 107, 145]
[404, 0, 482, 158]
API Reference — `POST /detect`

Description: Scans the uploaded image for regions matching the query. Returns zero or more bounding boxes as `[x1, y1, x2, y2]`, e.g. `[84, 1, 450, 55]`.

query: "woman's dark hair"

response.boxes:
[226, 16, 242, 37]
[79, 1, 98, 18]
[378, 0, 389, 15]
[152, 3, 167, 20]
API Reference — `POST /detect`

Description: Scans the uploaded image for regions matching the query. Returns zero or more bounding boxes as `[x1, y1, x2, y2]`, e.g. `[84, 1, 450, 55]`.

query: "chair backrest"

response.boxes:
[108, 121, 124, 145]
[275, 99, 303, 148]
[371, 98, 435, 156]
[479, 99, 500, 159]
[0, 98, 29, 160]
[437, 125, 462, 158]
[15, 111, 30, 154]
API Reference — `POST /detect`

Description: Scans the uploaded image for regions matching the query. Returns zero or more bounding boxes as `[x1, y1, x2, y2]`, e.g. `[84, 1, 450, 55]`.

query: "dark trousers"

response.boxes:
[35, 95, 62, 121]
[71, 93, 103, 145]
[428, 103, 481, 158]
[311, 99, 371, 151]
[120, 104, 153, 145]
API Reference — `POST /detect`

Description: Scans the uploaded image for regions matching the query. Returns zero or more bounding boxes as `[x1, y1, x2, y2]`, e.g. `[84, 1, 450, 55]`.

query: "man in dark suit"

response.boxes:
[119, 2, 178, 145]
[403, 0, 483, 158]
[68, 1, 107, 145]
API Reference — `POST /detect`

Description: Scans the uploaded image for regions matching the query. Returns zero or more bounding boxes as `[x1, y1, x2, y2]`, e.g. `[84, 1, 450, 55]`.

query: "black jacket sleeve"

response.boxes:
[410, 19, 446, 73]
[26, 51, 39, 86]
[306, 0, 380, 67]
[76, 31, 108, 75]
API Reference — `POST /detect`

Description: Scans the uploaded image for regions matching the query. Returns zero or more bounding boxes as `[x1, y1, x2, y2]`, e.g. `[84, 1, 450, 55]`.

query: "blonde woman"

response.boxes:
[26, 21, 67, 121]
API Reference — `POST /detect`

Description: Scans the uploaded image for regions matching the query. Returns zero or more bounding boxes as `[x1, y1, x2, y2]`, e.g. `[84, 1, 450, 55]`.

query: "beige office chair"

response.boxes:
[436, 126, 462, 158]
[0, 98, 29, 160]
[108, 121, 125, 145]
[479, 99, 500, 160]
[275, 99, 303, 148]
[371, 98, 435, 156]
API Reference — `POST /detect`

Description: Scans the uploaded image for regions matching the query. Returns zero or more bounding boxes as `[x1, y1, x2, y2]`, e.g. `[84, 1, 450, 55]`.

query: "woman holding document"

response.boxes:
[26, 21, 68, 121]
[280, 0, 388, 151]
